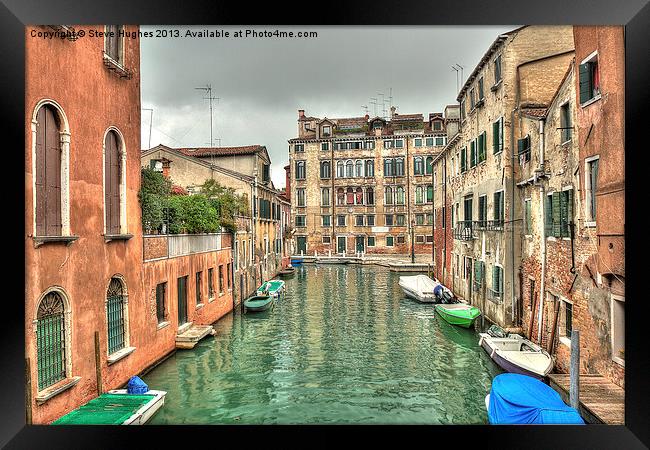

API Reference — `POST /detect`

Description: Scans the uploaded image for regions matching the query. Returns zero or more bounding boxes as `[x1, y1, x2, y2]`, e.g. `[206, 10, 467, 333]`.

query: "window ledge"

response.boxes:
[584, 221, 597, 228]
[612, 357, 625, 367]
[177, 322, 193, 334]
[104, 234, 133, 242]
[490, 80, 502, 91]
[36, 376, 81, 405]
[196, 303, 204, 310]
[102, 53, 132, 79]
[107, 346, 136, 365]
[33, 235, 79, 248]
[580, 94, 602, 108]
[157, 321, 170, 331]
[208, 296, 215, 303]
[559, 336, 571, 347]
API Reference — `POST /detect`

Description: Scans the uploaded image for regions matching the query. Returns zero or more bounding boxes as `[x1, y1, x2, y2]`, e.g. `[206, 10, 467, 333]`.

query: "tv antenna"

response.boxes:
[194, 84, 220, 147]
[452, 64, 464, 93]
[369, 98, 378, 117]
[377, 92, 386, 119]
[141, 108, 153, 149]
[361, 105, 369, 115]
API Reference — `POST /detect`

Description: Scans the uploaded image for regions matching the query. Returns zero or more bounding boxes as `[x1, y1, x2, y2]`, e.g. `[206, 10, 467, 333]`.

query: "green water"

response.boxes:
[143, 265, 502, 424]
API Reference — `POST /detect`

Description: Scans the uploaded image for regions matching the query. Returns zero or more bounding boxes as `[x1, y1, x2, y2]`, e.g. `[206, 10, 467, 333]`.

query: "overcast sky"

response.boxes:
[140, 25, 516, 188]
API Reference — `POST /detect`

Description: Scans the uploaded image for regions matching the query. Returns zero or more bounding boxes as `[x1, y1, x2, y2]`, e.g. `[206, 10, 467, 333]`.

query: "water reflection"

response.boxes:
[143, 265, 501, 424]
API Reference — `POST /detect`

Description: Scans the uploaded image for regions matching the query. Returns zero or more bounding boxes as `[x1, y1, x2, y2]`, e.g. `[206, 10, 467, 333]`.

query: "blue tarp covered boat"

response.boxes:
[486, 373, 585, 424]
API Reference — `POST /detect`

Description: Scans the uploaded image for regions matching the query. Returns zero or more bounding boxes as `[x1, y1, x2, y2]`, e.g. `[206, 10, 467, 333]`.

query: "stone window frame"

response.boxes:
[322, 235, 331, 244]
[296, 188, 306, 207]
[102, 126, 129, 237]
[295, 215, 306, 227]
[103, 25, 126, 68]
[32, 286, 80, 404]
[559, 101, 573, 144]
[104, 274, 135, 365]
[610, 294, 625, 367]
[386, 235, 394, 247]
[415, 235, 425, 244]
[321, 187, 330, 207]
[584, 155, 600, 228]
[492, 53, 503, 89]
[337, 215, 346, 227]
[321, 215, 331, 227]
[367, 236, 376, 247]
[579, 50, 602, 108]
[30, 99, 74, 242]
[554, 293, 573, 347]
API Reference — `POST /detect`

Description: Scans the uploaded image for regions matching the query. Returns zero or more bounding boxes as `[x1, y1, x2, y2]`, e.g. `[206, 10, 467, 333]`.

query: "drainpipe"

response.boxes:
[432, 147, 435, 269]
[406, 138, 414, 263]
[537, 118, 546, 343]
[510, 106, 517, 325]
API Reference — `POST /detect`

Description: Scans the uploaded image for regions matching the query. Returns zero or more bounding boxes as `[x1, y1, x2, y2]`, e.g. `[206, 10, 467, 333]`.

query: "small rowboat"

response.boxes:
[478, 326, 554, 379]
[256, 280, 285, 298]
[278, 267, 296, 277]
[434, 303, 481, 328]
[52, 390, 167, 425]
[244, 295, 273, 312]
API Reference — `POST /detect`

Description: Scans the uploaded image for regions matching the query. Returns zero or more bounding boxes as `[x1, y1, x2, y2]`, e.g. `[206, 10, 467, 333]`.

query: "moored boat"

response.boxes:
[398, 275, 438, 302]
[244, 294, 274, 312]
[486, 373, 584, 424]
[478, 325, 554, 379]
[256, 279, 285, 298]
[52, 390, 167, 425]
[434, 303, 481, 328]
[278, 266, 296, 277]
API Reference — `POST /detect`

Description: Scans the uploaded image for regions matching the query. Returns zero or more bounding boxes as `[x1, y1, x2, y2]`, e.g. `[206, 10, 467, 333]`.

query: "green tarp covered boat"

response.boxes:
[244, 294, 273, 312]
[434, 303, 481, 328]
[256, 279, 285, 298]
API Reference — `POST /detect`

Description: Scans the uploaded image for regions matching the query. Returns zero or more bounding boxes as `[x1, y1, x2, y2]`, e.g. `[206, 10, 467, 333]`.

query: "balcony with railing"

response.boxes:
[143, 233, 232, 262]
[453, 220, 504, 240]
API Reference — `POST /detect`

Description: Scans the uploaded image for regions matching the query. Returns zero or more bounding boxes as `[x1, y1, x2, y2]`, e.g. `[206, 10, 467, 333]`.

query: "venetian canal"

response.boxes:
[143, 265, 503, 424]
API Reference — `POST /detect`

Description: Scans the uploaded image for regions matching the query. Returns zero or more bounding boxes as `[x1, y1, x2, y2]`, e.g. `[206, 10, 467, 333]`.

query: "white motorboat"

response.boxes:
[478, 326, 554, 379]
[399, 275, 439, 303]
[106, 389, 167, 424]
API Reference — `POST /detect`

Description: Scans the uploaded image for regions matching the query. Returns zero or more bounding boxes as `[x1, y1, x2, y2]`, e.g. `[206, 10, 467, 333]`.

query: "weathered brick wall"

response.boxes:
[143, 235, 168, 260]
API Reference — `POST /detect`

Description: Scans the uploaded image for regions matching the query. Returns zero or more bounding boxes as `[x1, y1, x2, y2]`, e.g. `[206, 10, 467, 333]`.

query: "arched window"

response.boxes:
[414, 156, 424, 175]
[104, 130, 123, 235]
[295, 161, 306, 180]
[336, 160, 345, 178]
[355, 160, 363, 178]
[337, 188, 345, 205]
[385, 186, 393, 205]
[35, 105, 63, 236]
[384, 158, 393, 176]
[320, 161, 331, 179]
[355, 187, 363, 205]
[36, 291, 67, 390]
[396, 186, 405, 204]
[321, 188, 330, 206]
[395, 158, 405, 176]
[365, 160, 374, 177]
[416, 186, 424, 204]
[425, 156, 434, 175]
[366, 187, 374, 205]
[346, 187, 354, 205]
[106, 277, 128, 355]
[345, 160, 354, 178]
[427, 185, 434, 203]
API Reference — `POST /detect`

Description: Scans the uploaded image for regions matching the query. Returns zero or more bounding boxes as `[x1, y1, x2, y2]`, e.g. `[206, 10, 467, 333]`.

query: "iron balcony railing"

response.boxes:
[453, 220, 505, 240]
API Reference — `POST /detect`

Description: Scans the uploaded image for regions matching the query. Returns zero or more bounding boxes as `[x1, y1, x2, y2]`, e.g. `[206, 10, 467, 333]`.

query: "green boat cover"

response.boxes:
[52, 393, 155, 425]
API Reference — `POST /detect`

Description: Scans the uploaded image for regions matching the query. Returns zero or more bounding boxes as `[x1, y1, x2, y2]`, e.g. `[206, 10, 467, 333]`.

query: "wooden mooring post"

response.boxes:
[25, 357, 32, 425]
[95, 331, 103, 395]
[570, 330, 580, 410]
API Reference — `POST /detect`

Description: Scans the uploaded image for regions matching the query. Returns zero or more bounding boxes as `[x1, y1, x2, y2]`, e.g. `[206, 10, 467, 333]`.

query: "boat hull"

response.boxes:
[400, 285, 437, 303]
[278, 268, 295, 277]
[434, 304, 481, 328]
[108, 389, 166, 425]
[479, 336, 551, 379]
[256, 280, 285, 298]
[244, 295, 274, 312]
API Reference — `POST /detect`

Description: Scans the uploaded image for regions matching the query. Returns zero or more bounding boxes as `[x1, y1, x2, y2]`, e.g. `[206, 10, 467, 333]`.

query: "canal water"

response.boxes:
[143, 264, 503, 424]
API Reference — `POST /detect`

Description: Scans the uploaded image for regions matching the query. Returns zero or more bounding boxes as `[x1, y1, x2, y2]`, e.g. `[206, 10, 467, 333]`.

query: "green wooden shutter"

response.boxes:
[470, 141, 476, 166]
[493, 121, 499, 154]
[552, 191, 561, 237]
[517, 138, 525, 154]
[461, 148, 466, 172]
[579, 63, 592, 104]
[544, 195, 552, 237]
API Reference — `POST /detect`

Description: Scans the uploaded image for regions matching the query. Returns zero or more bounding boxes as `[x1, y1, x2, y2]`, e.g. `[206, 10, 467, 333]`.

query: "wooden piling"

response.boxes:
[94, 331, 103, 395]
[570, 330, 580, 409]
[528, 294, 538, 340]
[547, 300, 561, 354]
[25, 357, 32, 425]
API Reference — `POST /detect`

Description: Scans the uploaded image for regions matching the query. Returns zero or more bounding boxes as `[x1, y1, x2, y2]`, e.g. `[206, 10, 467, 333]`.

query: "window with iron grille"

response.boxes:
[323, 235, 331, 244]
[295, 215, 306, 227]
[208, 269, 214, 298]
[416, 235, 425, 244]
[337, 215, 346, 226]
[219, 265, 224, 294]
[106, 278, 126, 355]
[196, 271, 202, 304]
[156, 282, 167, 323]
[396, 235, 406, 244]
[36, 292, 67, 391]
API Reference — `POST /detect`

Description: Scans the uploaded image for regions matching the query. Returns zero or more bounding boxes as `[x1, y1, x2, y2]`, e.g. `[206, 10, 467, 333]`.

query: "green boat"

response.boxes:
[434, 303, 481, 328]
[244, 295, 274, 312]
[256, 279, 285, 298]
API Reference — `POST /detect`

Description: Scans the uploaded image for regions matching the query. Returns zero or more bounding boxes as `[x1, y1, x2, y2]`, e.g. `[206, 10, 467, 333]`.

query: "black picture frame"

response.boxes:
[2, 0, 647, 447]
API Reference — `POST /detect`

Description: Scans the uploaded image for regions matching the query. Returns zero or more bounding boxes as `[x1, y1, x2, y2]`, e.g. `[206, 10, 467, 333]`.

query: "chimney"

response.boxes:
[364, 114, 369, 120]
[161, 158, 171, 178]
[284, 165, 291, 201]
[390, 106, 396, 118]
[298, 109, 305, 119]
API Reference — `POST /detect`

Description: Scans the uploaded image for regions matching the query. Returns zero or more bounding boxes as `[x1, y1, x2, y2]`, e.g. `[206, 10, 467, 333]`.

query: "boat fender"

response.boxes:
[490, 348, 496, 359]
[478, 336, 484, 347]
